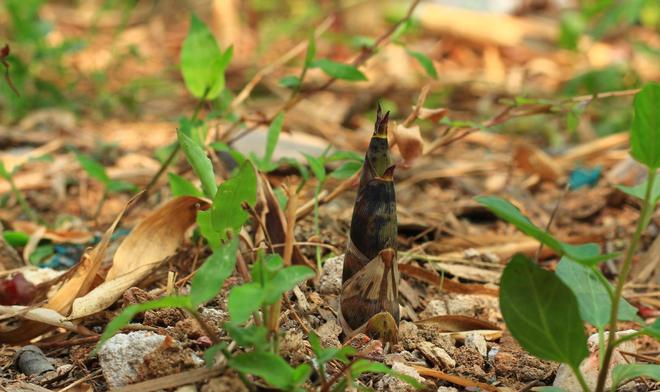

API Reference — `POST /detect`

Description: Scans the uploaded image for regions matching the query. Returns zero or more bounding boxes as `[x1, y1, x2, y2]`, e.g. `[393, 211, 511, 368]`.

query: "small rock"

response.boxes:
[99, 331, 166, 388]
[436, 387, 458, 392]
[317, 319, 342, 348]
[319, 254, 344, 295]
[376, 362, 424, 392]
[465, 332, 488, 357]
[14, 345, 55, 376]
[553, 330, 637, 392]
[418, 341, 456, 368]
[200, 308, 228, 328]
[202, 374, 249, 392]
[280, 330, 308, 365]
[398, 321, 421, 351]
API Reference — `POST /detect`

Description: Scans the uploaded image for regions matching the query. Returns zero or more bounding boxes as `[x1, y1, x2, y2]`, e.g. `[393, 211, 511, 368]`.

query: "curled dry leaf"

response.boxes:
[13, 221, 93, 244]
[416, 107, 447, 123]
[0, 193, 138, 343]
[392, 122, 424, 169]
[68, 196, 209, 320]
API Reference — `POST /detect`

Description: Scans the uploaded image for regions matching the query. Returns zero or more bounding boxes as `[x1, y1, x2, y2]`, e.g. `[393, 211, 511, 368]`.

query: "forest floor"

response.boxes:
[0, 1, 659, 391]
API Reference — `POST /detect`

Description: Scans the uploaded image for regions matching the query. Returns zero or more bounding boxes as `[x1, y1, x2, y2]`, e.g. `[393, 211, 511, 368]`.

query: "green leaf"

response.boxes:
[95, 295, 191, 354]
[616, 173, 660, 204]
[475, 196, 616, 264]
[29, 244, 53, 265]
[304, 33, 316, 68]
[630, 82, 660, 169]
[291, 364, 312, 386]
[203, 342, 226, 367]
[641, 318, 659, 339]
[229, 351, 296, 390]
[180, 14, 230, 100]
[611, 364, 660, 391]
[190, 237, 238, 306]
[279, 75, 301, 89]
[303, 153, 326, 183]
[556, 245, 641, 327]
[197, 210, 220, 250]
[390, 19, 412, 42]
[106, 180, 138, 194]
[406, 50, 437, 79]
[0, 161, 10, 180]
[225, 322, 270, 351]
[309, 332, 355, 364]
[264, 112, 284, 164]
[211, 160, 257, 239]
[263, 265, 315, 304]
[227, 282, 264, 324]
[168, 172, 204, 197]
[499, 254, 588, 369]
[349, 360, 422, 389]
[177, 130, 217, 198]
[76, 153, 109, 184]
[330, 161, 362, 180]
[3, 231, 29, 247]
[310, 59, 367, 81]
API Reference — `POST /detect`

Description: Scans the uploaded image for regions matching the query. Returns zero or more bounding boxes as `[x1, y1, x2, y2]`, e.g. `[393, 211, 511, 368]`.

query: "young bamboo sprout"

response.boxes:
[339, 104, 400, 343]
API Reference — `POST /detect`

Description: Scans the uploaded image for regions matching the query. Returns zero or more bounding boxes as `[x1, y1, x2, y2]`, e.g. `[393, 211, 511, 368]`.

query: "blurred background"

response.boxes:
[1, 0, 658, 137]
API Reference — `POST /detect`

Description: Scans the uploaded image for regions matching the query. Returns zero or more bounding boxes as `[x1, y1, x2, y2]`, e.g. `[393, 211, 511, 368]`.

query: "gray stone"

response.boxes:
[320, 254, 344, 295]
[465, 332, 488, 357]
[98, 331, 166, 388]
[375, 362, 424, 392]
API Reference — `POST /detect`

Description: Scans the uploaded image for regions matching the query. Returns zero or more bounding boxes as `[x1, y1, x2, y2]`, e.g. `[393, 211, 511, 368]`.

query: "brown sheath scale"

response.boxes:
[339, 104, 400, 343]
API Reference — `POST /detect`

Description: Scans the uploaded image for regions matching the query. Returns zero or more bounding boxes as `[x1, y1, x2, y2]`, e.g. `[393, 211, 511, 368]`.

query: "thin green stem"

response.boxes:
[595, 166, 656, 392]
[571, 365, 591, 392]
[611, 331, 641, 348]
[590, 265, 615, 301]
[143, 87, 210, 196]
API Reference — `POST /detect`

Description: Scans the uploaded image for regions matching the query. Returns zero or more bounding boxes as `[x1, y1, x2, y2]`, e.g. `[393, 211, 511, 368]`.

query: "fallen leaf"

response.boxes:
[415, 315, 500, 332]
[68, 196, 209, 320]
[392, 122, 424, 169]
[0, 193, 138, 343]
[416, 107, 447, 123]
[13, 221, 93, 244]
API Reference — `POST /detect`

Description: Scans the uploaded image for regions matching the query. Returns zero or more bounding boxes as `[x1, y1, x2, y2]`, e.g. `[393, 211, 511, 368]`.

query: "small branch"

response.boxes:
[223, 0, 423, 145]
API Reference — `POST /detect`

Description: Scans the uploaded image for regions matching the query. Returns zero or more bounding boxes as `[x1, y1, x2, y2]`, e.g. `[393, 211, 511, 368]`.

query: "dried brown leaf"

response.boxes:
[392, 122, 424, 169]
[68, 196, 208, 320]
[415, 314, 500, 332]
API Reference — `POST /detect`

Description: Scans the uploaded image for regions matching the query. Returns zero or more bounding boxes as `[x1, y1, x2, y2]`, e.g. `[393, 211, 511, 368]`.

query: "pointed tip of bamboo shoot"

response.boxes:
[375, 103, 390, 138]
